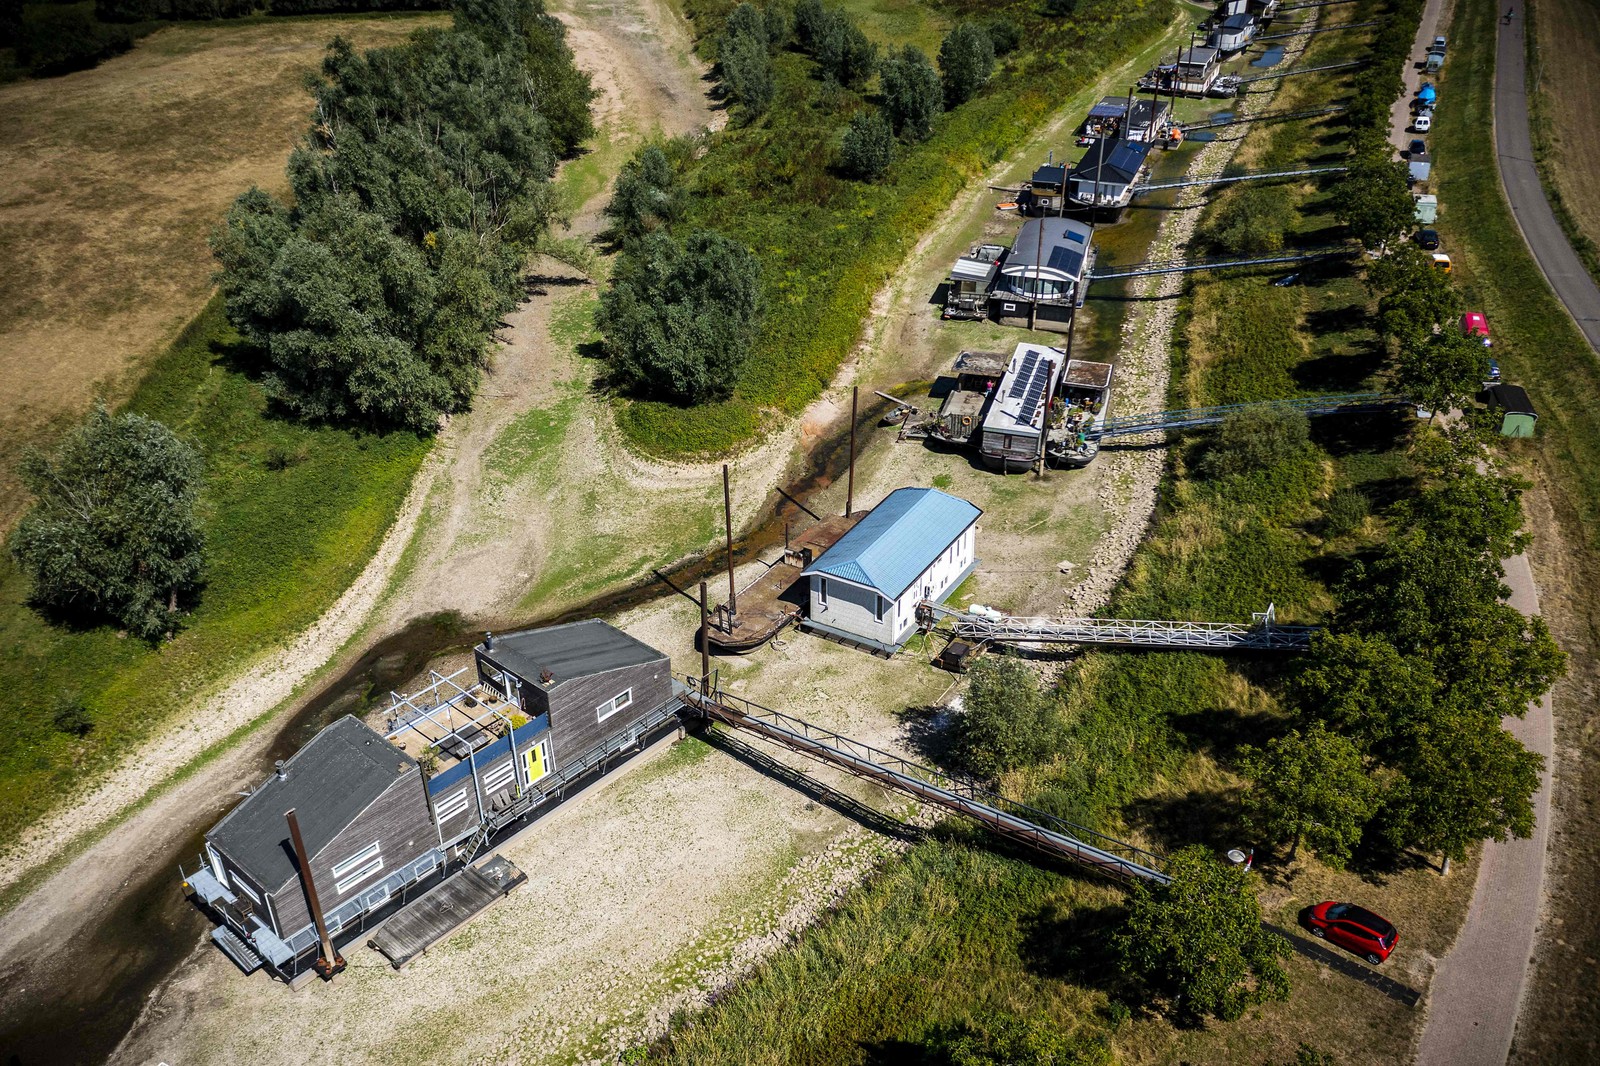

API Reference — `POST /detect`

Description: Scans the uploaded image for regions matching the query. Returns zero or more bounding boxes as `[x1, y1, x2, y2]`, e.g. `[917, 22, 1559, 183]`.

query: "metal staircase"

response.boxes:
[941, 604, 1317, 652]
[681, 681, 1170, 885]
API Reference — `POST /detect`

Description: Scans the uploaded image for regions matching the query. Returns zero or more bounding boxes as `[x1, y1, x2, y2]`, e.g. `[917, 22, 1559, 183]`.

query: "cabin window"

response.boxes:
[597, 688, 634, 722]
[435, 788, 471, 822]
[818, 578, 829, 607]
[874, 595, 885, 622]
[234, 877, 262, 906]
[332, 842, 384, 895]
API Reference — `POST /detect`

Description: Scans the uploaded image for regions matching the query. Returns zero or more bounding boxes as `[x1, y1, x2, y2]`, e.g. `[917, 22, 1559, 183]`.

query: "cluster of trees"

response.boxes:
[793, 0, 875, 88]
[1342, 0, 1427, 131]
[1330, 134, 1416, 251]
[1243, 429, 1563, 869]
[9, 407, 205, 640]
[4, 3, 135, 77]
[717, 1, 786, 115]
[211, 0, 593, 431]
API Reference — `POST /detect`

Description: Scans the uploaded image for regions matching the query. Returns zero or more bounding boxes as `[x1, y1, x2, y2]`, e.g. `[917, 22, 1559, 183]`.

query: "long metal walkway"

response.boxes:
[1227, 58, 1368, 88]
[680, 681, 1171, 885]
[1134, 165, 1346, 194]
[1088, 245, 1357, 282]
[1175, 104, 1346, 133]
[1254, 18, 1385, 42]
[1094, 392, 1408, 439]
[944, 605, 1317, 651]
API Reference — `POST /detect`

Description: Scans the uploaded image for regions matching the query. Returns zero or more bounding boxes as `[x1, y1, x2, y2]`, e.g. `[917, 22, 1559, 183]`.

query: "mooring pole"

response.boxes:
[722, 464, 737, 619]
[286, 808, 344, 979]
[699, 580, 711, 691]
[846, 386, 857, 516]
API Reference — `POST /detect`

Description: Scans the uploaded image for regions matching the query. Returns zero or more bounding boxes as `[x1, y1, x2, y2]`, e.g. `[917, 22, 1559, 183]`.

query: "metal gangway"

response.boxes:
[1223, 58, 1368, 89]
[1253, 18, 1385, 42]
[1093, 392, 1408, 439]
[1087, 244, 1357, 282]
[680, 679, 1171, 886]
[1277, 0, 1360, 10]
[1174, 104, 1346, 133]
[940, 603, 1317, 652]
[1133, 165, 1346, 195]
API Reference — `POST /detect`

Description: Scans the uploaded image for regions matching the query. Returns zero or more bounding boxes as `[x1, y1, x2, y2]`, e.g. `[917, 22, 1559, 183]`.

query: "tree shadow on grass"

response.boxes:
[1123, 787, 1246, 855]
[1019, 899, 1147, 1006]
[1306, 410, 1412, 458]
[1169, 702, 1280, 764]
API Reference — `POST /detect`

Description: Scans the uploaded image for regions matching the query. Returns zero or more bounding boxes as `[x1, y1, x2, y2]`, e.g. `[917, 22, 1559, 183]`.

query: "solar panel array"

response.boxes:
[1019, 358, 1052, 426]
[1007, 349, 1040, 398]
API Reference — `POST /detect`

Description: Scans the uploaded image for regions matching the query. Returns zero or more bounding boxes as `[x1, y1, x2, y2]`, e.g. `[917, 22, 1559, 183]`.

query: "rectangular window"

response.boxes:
[597, 688, 634, 722]
[332, 842, 383, 895]
[234, 877, 262, 905]
[434, 788, 470, 822]
[365, 884, 391, 910]
[482, 759, 516, 793]
[818, 578, 828, 607]
[874, 595, 884, 622]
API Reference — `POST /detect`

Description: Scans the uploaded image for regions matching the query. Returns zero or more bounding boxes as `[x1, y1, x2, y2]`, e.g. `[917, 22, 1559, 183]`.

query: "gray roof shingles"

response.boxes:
[484, 619, 666, 690]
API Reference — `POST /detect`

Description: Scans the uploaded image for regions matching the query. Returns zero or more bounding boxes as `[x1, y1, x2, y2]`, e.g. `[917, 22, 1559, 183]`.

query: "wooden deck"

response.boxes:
[707, 513, 864, 653]
[367, 855, 526, 969]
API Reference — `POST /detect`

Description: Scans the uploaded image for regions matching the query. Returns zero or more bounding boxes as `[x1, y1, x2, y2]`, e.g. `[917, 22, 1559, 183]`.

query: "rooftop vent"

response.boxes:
[274, 760, 287, 781]
[485, 630, 495, 650]
[540, 669, 555, 686]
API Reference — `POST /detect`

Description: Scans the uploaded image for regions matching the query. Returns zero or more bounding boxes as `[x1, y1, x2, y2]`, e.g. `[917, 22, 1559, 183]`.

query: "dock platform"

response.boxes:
[707, 513, 864, 653]
[368, 855, 526, 969]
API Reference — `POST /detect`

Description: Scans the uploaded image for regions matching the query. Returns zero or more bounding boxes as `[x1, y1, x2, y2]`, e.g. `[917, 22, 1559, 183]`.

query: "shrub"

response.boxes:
[1200, 407, 1310, 479]
[938, 21, 994, 108]
[51, 696, 95, 739]
[949, 656, 1065, 779]
[1319, 486, 1369, 537]
[927, 1013, 1113, 1066]
[10, 406, 205, 640]
[982, 16, 1021, 57]
[604, 143, 682, 240]
[1204, 185, 1295, 256]
[839, 110, 893, 179]
[879, 45, 942, 141]
[598, 229, 764, 403]
[1044, 0, 1078, 14]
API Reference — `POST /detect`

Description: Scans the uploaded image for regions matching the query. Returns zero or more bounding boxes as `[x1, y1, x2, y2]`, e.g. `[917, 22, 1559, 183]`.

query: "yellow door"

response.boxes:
[523, 740, 550, 785]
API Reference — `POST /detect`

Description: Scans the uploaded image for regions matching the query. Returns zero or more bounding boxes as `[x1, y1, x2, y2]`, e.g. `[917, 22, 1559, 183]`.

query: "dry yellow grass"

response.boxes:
[0, 13, 444, 528]
[1531, 0, 1600, 254]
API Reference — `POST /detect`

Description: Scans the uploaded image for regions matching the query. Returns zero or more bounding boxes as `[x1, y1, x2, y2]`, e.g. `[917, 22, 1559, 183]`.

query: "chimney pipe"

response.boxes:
[484, 630, 494, 650]
[274, 760, 287, 781]
[286, 808, 345, 979]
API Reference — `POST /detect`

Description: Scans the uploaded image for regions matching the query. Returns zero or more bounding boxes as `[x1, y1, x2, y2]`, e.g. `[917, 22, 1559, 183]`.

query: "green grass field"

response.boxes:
[0, 297, 427, 849]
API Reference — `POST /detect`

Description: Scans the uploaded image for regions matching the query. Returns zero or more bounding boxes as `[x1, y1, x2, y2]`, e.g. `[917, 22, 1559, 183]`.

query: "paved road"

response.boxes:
[1492, 7, 1600, 351]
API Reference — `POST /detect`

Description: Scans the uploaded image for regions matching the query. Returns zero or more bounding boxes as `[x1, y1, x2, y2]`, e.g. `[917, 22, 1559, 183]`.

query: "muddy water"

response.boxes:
[0, 393, 891, 1066]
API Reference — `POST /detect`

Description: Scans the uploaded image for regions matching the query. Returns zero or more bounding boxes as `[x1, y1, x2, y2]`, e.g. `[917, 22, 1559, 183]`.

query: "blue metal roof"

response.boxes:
[802, 487, 982, 599]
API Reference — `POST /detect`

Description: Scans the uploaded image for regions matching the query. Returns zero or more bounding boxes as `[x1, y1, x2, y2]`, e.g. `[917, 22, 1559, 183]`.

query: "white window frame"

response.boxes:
[365, 884, 392, 910]
[818, 577, 829, 607]
[332, 842, 384, 895]
[234, 877, 262, 905]
[597, 688, 634, 722]
[434, 788, 470, 822]
[483, 759, 517, 793]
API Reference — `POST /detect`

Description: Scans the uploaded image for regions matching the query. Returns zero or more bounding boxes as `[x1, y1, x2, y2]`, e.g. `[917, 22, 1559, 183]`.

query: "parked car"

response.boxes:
[1306, 901, 1399, 964]
[1432, 252, 1453, 273]
[1414, 113, 1433, 133]
[1462, 310, 1492, 346]
[1432, 34, 1448, 53]
[1408, 138, 1427, 157]
[1485, 356, 1502, 383]
[1272, 273, 1300, 287]
[1415, 228, 1440, 250]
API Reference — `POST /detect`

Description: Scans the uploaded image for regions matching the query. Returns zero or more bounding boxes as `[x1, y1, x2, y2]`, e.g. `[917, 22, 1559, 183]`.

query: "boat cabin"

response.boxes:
[1069, 138, 1152, 207]
[1173, 44, 1221, 94]
[1212, 13, 1256, 52]
[944, 244, 1007, 319]
[979, 343, 1067, 471]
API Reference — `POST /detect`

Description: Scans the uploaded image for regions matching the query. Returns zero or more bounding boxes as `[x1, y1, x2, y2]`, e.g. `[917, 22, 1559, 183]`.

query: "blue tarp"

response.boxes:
[1418, 83, 1437, 101]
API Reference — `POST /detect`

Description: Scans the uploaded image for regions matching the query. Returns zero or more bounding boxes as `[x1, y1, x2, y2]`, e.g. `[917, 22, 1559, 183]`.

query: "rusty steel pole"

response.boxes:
[699, 580, 711, 691]
[846, 386, 857, 516]
[286, 808, 344, 978]
[722, 464, 737, 619]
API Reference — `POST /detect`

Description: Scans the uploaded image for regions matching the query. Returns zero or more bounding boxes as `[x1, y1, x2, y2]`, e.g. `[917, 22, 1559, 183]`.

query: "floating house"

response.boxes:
[185, 619, 684, 983]
[944, 243, 1008, 318]
[1212, 12, 1256, 52]
[1068, 138, 1152, 209]
[990, 217, 1095, 333]
[979, 343, 1065, 471]
[1026, 161, 1068, 214]
[801, 487, 982, 654]
[1173, 44, 1222, 95]
[1124, 98, 1172, 143]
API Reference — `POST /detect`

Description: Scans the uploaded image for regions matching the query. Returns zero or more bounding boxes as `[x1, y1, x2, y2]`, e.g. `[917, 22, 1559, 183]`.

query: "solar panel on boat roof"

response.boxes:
[1008, 350, 1040, 398]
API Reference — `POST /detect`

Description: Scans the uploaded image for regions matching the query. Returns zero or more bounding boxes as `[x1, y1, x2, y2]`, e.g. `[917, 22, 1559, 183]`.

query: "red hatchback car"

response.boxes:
[1306, 901, 1398, 964]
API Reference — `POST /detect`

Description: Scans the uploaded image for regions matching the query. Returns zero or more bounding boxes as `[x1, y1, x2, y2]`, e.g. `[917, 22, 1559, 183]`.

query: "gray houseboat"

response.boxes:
[990, 217, 1095, 334]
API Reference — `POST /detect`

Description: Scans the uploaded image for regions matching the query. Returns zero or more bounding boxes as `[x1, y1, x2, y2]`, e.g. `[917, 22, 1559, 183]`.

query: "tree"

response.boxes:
[792, 0, 825, 49]
[939, 22, 994, 108]
[809, 8, 876, 88]
[1044, 0, 1079, 15]
[1240, 724, 1381, 868]
[982, 17, 1022, 56]
[453, 0, 597, 157]
[839, 110, 893, 179]
[1395, 331, 1490, 415]
[928, 1013, 1113, 1066]
[1368, 244, 1462, 346]
[604, 143, 682, 240]
[10, 406, 205, 640]
[1112, 846, 1290, 1020]
[1330, 149, 1414, 250]
[1292, 631, 1435, 758]
[1205, 185, 1295, 256]
[1200, 407, 1310, 478]
[598, 229, 763, 403]
[879, 45, 942, 141]
[949, 656, 1065, 779]
[723, 4, 777, 116]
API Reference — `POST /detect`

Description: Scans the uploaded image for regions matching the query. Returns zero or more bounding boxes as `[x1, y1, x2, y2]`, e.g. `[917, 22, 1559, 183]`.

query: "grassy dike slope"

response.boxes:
[1434, 2, 1600, 1061]
[0, 298, 428, 853]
